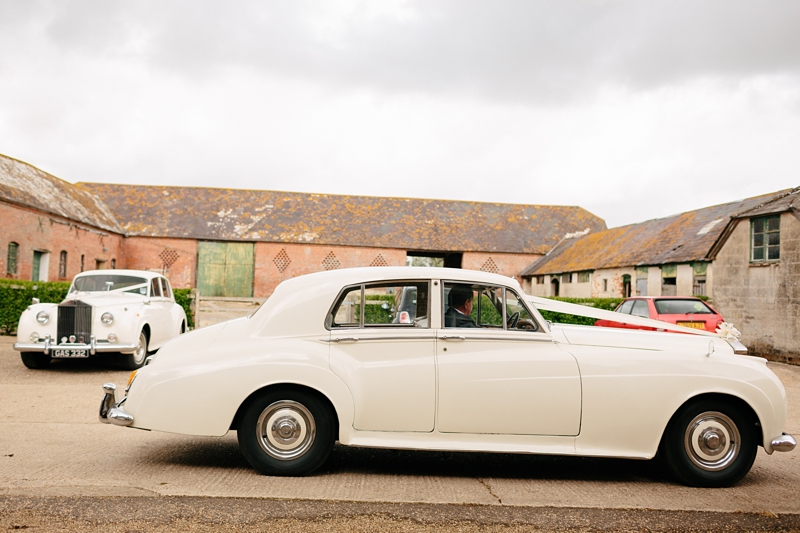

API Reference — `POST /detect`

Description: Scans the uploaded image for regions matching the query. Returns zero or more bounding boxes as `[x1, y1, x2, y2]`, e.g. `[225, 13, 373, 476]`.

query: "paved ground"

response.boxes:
[1, 335, 798, 531]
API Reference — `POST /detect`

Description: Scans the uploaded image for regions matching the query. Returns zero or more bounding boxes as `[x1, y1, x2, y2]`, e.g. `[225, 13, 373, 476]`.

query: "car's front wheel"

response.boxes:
[21, 352, 50, 369]
[237, 389, 335, 476]
[661, 399, 758, 487]
[120, 331, 148, 370]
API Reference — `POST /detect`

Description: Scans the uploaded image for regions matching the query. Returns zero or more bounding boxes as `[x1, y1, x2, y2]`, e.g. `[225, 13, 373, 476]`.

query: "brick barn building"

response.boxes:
[1, 153, 606, 297]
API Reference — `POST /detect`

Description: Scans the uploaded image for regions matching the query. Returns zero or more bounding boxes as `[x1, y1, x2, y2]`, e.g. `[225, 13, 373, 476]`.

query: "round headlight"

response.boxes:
[36, 311, 49, 324]
[101, 312, 114, 325]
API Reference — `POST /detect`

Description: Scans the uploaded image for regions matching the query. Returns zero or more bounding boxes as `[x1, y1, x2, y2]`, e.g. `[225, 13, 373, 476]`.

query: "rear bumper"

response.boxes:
[14, 335, 139, 355]
[769, 433, 797, 453]
[98, 383, 134, 427]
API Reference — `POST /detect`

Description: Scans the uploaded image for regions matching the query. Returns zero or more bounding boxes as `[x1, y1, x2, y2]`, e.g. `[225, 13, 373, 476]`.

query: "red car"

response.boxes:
[594, 296, 725, 333]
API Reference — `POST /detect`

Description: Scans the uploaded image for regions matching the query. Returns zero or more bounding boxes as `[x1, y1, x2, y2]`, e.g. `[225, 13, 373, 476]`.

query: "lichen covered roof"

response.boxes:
[78, 183, 607, 254]
[732, 186, 800, 219]
[0, 154, 122, 233]
[522, 188, 797, 276]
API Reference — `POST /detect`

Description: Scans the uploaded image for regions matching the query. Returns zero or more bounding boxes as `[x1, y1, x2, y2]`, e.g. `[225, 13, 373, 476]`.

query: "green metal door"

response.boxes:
[196, 242, 254, 297]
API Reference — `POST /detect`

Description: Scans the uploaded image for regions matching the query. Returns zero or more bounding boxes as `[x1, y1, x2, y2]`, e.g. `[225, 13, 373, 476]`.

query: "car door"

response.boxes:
[328, 280, 436, 432]
[436, 282, 582, 436]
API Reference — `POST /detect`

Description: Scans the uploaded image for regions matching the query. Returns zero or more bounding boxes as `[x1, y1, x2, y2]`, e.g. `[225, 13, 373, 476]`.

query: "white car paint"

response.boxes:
[15, 269, 187, 366]
[104, 267, 793, 484]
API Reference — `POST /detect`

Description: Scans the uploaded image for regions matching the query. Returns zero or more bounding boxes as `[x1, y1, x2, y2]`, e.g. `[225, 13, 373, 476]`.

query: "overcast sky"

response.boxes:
[1, 1, 799, 229]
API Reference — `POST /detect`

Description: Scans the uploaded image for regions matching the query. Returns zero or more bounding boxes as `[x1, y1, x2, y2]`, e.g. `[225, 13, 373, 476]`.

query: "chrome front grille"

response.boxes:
[57, 301, 92, 343]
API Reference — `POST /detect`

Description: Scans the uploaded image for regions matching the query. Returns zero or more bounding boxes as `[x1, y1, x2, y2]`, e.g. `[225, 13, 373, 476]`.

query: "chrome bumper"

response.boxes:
[98, 383, 134, 427]
[770, 433, 796, 453]
[14, 335, 139, 355]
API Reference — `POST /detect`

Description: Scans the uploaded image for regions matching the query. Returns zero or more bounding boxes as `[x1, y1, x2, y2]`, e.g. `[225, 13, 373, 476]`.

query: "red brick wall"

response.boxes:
[462, 252, 543, 285]
[1, 201, 124, 282]
[121, 237, 197, 289]
[254, 243, 406, 297]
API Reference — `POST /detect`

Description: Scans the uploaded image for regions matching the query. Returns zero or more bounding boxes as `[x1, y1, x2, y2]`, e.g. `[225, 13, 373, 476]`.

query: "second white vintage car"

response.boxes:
[99, 267, 794, 487]
[15, 269, 187, 370]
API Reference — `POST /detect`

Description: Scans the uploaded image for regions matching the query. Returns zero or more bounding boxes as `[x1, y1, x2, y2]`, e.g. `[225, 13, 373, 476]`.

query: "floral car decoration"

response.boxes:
[15, 269, 187, 370]
[99, 267, 795, 487]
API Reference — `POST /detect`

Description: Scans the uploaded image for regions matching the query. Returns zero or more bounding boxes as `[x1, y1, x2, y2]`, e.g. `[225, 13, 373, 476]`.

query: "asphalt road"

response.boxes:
[1, 335, 798, 531]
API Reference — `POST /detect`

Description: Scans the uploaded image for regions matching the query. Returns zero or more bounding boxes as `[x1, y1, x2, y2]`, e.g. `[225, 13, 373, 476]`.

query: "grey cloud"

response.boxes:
[4, 1, 799, 102]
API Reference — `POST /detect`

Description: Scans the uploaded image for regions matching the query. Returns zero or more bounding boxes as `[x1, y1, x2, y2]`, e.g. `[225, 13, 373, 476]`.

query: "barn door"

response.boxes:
[196, 242, 254, 297]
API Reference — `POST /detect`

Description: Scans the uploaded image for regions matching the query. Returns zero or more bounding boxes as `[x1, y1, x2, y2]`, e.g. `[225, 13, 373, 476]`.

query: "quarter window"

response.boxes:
[330, 281, 430, 328]
[150, 278, 162, 297]
[159, 277, 172, 298]
[7, 242, 18, 275]
[751, 215, 780, 262]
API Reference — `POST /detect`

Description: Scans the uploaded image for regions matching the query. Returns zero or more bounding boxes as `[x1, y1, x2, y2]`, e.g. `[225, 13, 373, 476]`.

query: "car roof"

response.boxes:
[73, 269, 163, 280]
[278, 266, 522, 291]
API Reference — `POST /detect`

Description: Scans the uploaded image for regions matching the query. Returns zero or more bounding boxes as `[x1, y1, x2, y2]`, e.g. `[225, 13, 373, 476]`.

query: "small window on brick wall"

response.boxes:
[370, 254, 388, 267]
[7, 242, 18, 275]
[322, 252, 340, 270]
[59, 251, 67, 278]
[273, 248, 291, 272]
[480, 257, 500, 273]
[751, 215, 780, 262]
[560, 273, 572, 283]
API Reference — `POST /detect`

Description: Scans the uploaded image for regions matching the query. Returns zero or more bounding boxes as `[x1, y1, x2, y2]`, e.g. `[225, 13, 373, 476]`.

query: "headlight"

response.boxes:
[101, 312, 114, 325]
[36, 311, 49, 324]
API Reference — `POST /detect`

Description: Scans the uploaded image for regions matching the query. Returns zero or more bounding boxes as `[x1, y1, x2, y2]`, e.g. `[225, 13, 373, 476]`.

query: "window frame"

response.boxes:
[7, 242, 19, 275]
[750, 215, 780, 263]
[442, 281, 541, 332]
[327, 280, 432, 330]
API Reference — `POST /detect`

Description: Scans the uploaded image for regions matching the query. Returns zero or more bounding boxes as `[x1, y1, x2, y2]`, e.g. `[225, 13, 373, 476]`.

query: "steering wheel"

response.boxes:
[506, 311, 520, 329]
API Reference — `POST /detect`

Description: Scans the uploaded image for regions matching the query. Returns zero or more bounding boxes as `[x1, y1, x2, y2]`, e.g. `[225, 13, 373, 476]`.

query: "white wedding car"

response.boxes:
[99, 267, 794, 487]
[15, 269, 187, 370]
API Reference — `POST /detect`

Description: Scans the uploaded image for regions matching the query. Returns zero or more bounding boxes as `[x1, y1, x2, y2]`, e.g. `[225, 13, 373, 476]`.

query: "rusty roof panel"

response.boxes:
[0, 154, 122, 233]
[522, 188, 796, 276]
[77, 183, 607, 254]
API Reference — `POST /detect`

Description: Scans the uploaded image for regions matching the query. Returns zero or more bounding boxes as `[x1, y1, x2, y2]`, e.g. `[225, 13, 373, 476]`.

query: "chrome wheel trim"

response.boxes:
[684, 411, 740, 471]
[132, 332, 147, 365]
[256, 400, 316, 461]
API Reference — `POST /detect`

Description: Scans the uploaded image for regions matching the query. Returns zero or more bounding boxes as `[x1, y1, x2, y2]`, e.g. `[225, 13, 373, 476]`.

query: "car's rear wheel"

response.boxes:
[237, 389, 335, 476]
[21, 352, 50, 369]
[120, 331, 148, 370]
[662, 399, 758, 487]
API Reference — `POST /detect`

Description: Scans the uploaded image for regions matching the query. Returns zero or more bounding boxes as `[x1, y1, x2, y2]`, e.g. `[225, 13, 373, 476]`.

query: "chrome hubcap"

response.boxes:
[257, 401, 315, 460]
[133, 333, 146, 364]
[684, 411, 740, 471]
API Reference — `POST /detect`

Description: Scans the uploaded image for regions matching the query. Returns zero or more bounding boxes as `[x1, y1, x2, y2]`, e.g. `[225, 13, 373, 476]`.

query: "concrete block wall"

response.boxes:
[712, 213, 800, 362]
[1, 202, 123, 282]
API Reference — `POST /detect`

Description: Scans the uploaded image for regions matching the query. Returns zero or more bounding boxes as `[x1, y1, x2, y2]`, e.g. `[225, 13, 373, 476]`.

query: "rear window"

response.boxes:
[654, 299, 713, 315]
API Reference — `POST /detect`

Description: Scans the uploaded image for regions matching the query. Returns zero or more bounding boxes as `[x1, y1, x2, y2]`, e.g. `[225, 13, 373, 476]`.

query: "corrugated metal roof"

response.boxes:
[78, 183, 607, 254]
[521, 188, 797, 276]
[0, 154, 122, 234]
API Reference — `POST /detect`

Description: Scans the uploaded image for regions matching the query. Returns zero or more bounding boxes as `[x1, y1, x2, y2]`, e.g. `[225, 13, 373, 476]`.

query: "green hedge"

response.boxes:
[0, 279, 71, 335]
[173, 289, 195, 329]
[539, 297, 624, 326]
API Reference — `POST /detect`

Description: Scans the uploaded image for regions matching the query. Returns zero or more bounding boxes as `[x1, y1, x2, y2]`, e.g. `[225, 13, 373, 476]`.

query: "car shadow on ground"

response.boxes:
[142, 437, 676, 485]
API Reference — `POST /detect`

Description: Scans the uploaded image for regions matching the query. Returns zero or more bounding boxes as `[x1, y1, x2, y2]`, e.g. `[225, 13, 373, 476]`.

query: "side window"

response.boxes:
[617, 300, 635, 314]
[329, 282, 430, 328]
[443, 283, 503, 329]
[160, 278, 172, 299]
[150, 278, 162, 298]
[505, 289, 540, 331]
[631, 300, 649, 318]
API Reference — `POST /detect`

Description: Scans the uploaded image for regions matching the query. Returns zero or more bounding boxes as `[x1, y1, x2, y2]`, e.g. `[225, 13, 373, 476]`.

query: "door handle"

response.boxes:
[439, 335, 466, 340]
[331, 337, 359, 342]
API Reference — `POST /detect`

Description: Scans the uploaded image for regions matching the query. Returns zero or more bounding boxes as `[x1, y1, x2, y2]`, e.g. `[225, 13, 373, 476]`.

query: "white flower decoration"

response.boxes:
[716, 322, 742, 341]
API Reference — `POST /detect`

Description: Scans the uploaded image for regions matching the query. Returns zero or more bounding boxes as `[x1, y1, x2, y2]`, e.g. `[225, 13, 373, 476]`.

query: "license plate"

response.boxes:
[52, 348, 89, 358]
[677, 321, 705, 330]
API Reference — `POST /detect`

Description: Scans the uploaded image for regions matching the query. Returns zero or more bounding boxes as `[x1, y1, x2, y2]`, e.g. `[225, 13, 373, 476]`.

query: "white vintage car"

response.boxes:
[99, 267, 795, 487]
[15, 269, 187, 370]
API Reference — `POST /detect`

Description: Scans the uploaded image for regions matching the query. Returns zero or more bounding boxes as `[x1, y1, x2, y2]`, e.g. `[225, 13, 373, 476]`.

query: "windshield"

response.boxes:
[654, 299, 714, 315]
[71, 274, 148, 293]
